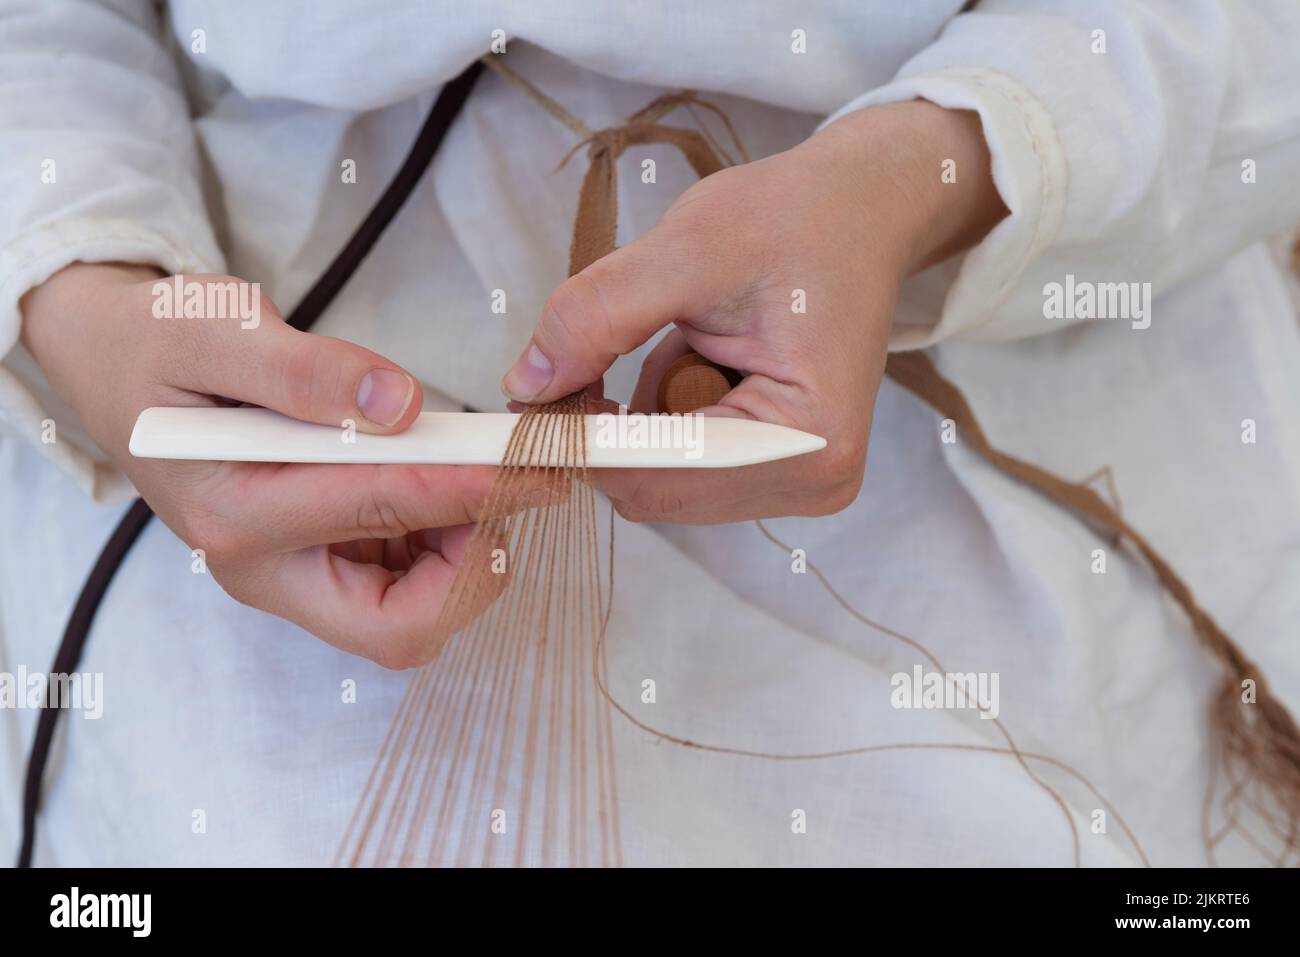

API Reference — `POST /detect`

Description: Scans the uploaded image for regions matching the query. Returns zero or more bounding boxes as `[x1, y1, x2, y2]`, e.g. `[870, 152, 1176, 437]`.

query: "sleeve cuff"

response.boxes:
[0, 218, 225, 502]
[821, 66, 1068, 348]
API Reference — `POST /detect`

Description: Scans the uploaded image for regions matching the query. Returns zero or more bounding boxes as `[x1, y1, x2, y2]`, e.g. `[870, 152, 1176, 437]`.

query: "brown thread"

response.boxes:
[338, 57, 1298, 869]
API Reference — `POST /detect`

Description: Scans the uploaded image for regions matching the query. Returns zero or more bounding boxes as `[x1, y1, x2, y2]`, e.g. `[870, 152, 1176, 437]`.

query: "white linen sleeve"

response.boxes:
[0, 0, 224, 500]
[820, 0, 1300, 348]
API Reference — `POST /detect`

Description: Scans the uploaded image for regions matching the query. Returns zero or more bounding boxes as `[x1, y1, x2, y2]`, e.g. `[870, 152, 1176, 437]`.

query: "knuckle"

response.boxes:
[613, 475, 685, 522]
[822, 435, 865, 482]
[179, 507, 246, 565]
[354, 489, 412, 539]
[806, 478, 862, 517]
[803, 439, 866, 516]
[620, 476, 656, 517]
[541, 271, 615, 360]
[370, 630, 430, 671]
[406, 467, 476, 525]
[207, 563, 252, 605]
[612, 499, 649, 524]
[650, 489, 686, 517]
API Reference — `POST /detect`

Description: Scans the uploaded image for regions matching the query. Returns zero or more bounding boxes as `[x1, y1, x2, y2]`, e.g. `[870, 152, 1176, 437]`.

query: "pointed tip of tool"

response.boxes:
[742, 420, 826, 466]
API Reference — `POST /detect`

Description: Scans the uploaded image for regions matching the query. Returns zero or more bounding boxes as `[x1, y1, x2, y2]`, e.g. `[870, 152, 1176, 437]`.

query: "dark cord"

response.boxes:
[17, 60, 483, 867]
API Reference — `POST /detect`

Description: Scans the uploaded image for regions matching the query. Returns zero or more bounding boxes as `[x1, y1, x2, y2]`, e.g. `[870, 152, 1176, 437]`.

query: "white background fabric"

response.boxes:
[1, 0, 1299, 865]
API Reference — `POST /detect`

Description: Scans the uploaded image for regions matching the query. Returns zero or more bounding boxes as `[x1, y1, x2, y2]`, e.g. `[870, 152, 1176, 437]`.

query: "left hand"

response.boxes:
[502, 100, 1007, 523]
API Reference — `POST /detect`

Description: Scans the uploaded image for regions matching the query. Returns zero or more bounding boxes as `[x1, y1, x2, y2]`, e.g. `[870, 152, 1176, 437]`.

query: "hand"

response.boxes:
[502, 100, 1007, 523]
[21, 265, 512, 668]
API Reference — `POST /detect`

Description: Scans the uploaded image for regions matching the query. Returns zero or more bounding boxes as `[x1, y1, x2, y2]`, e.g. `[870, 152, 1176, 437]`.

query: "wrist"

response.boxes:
[806, 100, 1007, 275]
[20, 261, 163, 357]
[20, 262, 165, 437]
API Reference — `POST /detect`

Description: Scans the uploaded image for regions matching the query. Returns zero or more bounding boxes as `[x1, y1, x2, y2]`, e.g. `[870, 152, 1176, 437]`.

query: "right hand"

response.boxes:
[20, 263, 508, 669]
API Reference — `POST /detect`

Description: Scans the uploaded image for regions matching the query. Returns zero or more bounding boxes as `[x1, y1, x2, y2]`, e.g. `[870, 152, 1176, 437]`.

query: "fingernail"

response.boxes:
[357, 369, 414, 426]
[502, 343, 554, 402]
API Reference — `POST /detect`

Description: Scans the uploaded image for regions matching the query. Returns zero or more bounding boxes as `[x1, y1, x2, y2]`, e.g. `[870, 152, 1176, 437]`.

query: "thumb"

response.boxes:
[502, 231, 716, 404]
[182, 295, 422, 433]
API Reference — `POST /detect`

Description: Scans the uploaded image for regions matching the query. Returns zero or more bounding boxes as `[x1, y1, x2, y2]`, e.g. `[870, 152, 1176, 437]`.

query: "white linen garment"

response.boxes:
[1, 0, 1299, 865]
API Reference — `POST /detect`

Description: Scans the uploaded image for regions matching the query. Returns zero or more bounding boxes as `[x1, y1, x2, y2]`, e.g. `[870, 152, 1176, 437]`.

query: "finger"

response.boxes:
[326, 523, 475, 572]
[591, 369, 858, 523]
[591, 459, 811, 525]
[589, 427, 852, 524]
[193, 462, 555, 555]
[233, 534, 507, 669]
[505, 377, 606, 414]
[164, 280, 422, 433]
[590, 374, 795, 523]
[501, 225, 738, 404]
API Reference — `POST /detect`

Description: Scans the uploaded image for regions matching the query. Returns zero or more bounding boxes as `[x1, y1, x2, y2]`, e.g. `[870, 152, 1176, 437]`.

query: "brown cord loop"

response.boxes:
[563, 119, 725, 277]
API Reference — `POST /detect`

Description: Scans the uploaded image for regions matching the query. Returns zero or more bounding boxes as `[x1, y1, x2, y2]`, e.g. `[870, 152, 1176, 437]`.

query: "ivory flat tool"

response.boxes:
[129, 407, 825, 469]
